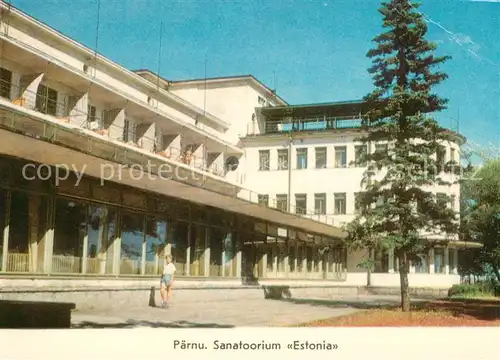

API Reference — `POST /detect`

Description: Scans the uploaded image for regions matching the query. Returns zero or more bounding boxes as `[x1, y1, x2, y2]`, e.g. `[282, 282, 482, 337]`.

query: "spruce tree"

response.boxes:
[346, 0, 459, 311]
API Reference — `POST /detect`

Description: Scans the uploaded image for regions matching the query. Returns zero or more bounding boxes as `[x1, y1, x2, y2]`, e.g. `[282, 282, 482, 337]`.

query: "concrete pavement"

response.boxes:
[71, 295, 416, 328]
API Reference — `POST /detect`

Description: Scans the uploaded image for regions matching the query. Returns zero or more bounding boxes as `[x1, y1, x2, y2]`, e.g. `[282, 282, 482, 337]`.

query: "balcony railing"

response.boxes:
[253, 115, 368, 135]
[0, 78, 231, 179]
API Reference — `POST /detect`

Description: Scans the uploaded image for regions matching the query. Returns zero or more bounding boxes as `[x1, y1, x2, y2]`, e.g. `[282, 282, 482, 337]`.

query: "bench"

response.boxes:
[263, 285, 292, 300]
[0, 300, 76, 328]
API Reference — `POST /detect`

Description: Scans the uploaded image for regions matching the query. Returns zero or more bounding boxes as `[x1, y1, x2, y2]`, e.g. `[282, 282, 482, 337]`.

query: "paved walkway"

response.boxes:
[71, 295, 416, 328]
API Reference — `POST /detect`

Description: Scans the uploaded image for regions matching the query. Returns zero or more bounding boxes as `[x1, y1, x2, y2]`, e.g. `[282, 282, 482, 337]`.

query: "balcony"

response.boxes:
[0, 40, 244, 185]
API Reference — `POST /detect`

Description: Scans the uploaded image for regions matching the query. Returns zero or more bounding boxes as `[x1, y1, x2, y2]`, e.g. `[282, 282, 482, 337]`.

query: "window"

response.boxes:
[334, 193, 346, 215]
[87, 104, 97, 122]
[436, 192, 447, 207]
[120, 210, 146, 275]
[296, 148, 308, 169]
[354, 145, 367, 166]
[450, 148, 456, 163]
[276, 194, 288, 212]
[123, 119, 136, 143]
[314, 193, 326, 215]
[334, 146, 347, 168]
[436, 146, 445, 170]
[295, 194, 307, 214]
[258, 150, 270, 171]
[258, 194, 269, 206]
[315, 147, 327, 169]
[36, 84, 58, 116]
[277, 149, 288, 170]
[374, 143, 388, 156]
[0, 67, 12, 99]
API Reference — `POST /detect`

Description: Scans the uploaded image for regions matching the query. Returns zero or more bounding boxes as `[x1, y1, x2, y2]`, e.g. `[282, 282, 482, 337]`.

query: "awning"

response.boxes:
[0, 107, 346, 241]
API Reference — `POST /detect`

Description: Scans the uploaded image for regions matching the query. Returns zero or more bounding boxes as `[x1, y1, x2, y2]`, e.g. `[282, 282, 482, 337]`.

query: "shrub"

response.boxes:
[448, 281, 499, 298]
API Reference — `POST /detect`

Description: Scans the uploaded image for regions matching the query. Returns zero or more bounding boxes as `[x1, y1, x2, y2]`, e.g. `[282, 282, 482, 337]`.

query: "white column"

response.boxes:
[452, 248, 458, 274]
[428, 248, 435, 274]
[1, 191, 11, 272]
[444, 247, 450, 275]
[261, 252, 267, 278]
[185, 224, 191, 276]
[388, 248, 394, 273]
[204, 227, 210, 277]
[301, 247, 307, 276]
[284, 245, 289, 277]
[294, 245, 298, 275]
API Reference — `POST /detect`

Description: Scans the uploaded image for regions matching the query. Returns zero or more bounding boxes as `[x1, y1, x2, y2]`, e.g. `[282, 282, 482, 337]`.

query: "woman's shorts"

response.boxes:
[160, 274, 172, 286]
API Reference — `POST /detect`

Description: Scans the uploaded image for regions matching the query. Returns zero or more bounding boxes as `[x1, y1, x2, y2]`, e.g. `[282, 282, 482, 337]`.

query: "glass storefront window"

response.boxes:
[209, 227, 225, 277]
[0, 189, 7, 270]
[120, 211, 145, 275]
[172, 221, 188, 276]
[86, 204, 118, 275]
[144, 216, 167, 275]
[53, 197, 87, 274]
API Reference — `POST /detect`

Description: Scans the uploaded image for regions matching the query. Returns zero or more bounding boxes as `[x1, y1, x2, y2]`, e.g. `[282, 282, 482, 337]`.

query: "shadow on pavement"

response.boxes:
[280, 297, 423, 310]
[72, 319, 235, 329]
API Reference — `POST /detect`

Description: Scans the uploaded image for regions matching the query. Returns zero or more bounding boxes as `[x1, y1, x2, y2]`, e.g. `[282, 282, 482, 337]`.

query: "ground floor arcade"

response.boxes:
[0, 154, 346, 280]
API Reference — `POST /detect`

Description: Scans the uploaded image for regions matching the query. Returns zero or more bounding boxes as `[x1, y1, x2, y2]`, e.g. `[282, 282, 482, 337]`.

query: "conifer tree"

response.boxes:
[346, 0, 459, 311]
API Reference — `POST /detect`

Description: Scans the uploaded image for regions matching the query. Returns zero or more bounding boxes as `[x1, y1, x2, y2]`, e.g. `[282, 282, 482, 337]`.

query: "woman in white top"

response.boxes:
[160, 254, 176, 308]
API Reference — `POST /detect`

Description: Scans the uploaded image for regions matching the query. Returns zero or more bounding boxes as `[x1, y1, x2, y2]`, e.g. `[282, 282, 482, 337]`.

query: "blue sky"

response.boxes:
[10, 0, 500, 156]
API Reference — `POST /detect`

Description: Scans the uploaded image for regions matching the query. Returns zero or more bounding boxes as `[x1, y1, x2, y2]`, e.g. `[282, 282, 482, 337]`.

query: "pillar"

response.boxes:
[428, 247, 435, 274]
[204, 227, 210, 277]
[272, 247, 278, 275]
[68, 92, 89, 126]
[444, 246, 450, 275]
[301, 246, 307, 276]
[388, 248, 394, 273]
[112, 233, 122, 275]
[261, 251, 267, 278]
[1, 190, 11, 272]
[185, 224, 191, 276]
[284, 244, 289, 277]
[294, 245, 299, 275]
[19, 73, 45, 110]
[452, 248, 458, 274]
[136, 122, 156, 152]
[104, 108, 126, 141]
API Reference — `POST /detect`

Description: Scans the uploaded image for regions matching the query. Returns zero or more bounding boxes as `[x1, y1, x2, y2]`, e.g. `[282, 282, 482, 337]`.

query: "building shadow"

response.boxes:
[72, 319, 235, 329]
[281, 297, 500, 322]
[412, 298, 500, 321]
[280, 297, 407, 310]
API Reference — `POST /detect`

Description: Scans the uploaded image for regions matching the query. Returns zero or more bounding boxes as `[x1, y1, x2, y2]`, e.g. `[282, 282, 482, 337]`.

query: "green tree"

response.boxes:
[461, 160, 500, 281]
[345, 0, 458, 311]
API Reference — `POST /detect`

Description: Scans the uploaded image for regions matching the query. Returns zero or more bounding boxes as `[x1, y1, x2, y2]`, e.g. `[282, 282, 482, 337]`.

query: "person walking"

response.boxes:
[160, 254, 176, 308]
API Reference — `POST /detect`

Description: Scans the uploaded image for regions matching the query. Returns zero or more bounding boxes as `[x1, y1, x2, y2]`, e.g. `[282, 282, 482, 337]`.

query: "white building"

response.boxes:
[0, 2, 477, 293]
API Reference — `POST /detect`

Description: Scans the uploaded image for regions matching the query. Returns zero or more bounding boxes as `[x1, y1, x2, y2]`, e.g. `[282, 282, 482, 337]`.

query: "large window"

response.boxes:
[295, 194, 307, 214]
[259, 150, 270, 171]
[334, 193, 346, 215]
[315, 147, 327, 169]
[144, 216, 168, 275]
[276, 194, 288, 212]
[120, 211, 145, 275]
[0, 189, 6, 269]
[277, 149, 288, 170]
[53, 197, 87, 274]
[86, 204, 118, 275]
[189, 224, 206, 276]
[314, 193, 326, 215]
[209, 227, 226, 276]
[36, 84, 58, 116]
[296, 148, 307, 169]
[334, 146, 347, 168]
[172, 221, 189, 275]
[0, 67, 12, 99]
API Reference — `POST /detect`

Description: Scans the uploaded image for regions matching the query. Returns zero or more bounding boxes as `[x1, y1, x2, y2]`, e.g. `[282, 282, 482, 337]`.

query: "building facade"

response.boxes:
[0, 2, 475, 290]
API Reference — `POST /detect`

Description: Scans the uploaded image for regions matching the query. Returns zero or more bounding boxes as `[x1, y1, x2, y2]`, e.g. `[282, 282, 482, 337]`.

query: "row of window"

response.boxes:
[257, 192, 457, 216]
[258, 144, 457, 171]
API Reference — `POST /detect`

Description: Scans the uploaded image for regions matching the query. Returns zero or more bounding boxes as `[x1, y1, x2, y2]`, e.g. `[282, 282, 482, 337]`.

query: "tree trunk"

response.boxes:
[367, 248, 373, 287]
[398, 252, 411, 312]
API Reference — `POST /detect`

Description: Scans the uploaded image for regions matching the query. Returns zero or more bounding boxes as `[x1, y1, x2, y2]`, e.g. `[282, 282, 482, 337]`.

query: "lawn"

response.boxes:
[295, 299, 500, 327]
